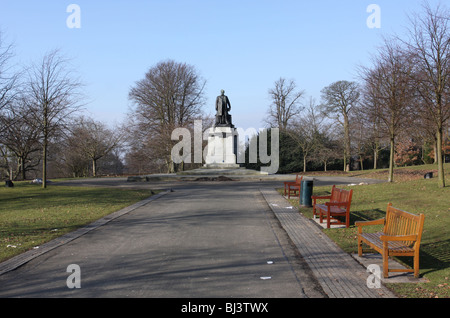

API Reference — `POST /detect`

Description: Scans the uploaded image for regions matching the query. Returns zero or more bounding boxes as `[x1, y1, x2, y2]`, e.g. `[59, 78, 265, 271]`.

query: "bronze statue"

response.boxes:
[215, 90, 233, 127]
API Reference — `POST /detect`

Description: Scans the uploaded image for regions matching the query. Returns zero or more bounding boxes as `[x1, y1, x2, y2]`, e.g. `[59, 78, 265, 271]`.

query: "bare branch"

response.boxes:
[25, 49, 84, 187]
[266, 77, 305, 130]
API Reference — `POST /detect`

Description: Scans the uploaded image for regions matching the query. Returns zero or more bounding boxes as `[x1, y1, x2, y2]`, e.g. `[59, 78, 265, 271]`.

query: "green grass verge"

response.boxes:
[283, 164, 450, 298]
[0, 182, 158, 263]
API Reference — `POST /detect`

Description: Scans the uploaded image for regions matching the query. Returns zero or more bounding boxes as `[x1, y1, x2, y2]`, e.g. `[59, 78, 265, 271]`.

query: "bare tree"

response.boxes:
[128, 60, 206, 173]
[0, 32, 18, 114]
[360, 39, 415, 182]
[403, 2, 450, 187]
[356, 83, 388, 170]
[58, 136, 90, 177]
[26, 50, 83, 188]
[314, 135, 341, 172]
[289, 99, 314, 172]
[266, 77, 305, 131]
[320, 80, 360, 172]
[67, 117, 123, 177]
[0, 95, 41, 180]
[413, 99, 442, 163]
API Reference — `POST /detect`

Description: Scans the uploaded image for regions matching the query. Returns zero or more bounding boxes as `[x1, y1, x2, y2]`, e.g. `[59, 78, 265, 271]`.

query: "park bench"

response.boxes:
[311, 185, 353, 229]
[284, 175, 303, 199]
[356, 203, 425, 278]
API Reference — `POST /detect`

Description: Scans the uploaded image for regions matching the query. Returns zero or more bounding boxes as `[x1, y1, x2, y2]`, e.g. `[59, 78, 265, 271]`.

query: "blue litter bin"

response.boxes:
[300, 179, 314, 207]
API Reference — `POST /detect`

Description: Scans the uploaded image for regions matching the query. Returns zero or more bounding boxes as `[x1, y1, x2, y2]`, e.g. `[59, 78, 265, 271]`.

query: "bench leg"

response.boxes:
[312, 199, 317, 218]
[414, 252, 420, 278]
[383, 245, 389, 278]
[357, 236, 363, 257]
[327, 210, 331, 229]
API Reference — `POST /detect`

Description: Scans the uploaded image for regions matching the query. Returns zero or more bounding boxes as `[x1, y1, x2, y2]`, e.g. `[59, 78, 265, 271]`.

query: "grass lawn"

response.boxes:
[0, 182, 158, 263]
[284, 163, 450, 298]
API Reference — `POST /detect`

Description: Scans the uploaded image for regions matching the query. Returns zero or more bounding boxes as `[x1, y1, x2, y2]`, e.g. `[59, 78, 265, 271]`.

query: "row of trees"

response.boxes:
[1, 2, 447, 188]
[1, 37, 209, 183]
[262, 3, 450, 187]
[0, 45, 123, 187]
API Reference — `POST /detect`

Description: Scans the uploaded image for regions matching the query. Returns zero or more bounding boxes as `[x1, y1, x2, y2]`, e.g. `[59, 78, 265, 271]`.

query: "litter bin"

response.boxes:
[300, 179, 314, 207]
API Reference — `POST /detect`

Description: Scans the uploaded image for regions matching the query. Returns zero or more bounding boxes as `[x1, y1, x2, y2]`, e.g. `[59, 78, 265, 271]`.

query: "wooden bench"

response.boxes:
[311, 185, 353, 229]
[284, 175, 303, 199]
[355, 203, 425, 278]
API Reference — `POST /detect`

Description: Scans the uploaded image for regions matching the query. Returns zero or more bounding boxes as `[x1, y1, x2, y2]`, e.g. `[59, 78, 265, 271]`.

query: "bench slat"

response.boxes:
[360, 232, 415, 253]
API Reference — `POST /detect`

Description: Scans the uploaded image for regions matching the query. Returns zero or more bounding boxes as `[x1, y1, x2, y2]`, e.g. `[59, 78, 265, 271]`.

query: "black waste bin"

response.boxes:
[300, 179, 313, 207]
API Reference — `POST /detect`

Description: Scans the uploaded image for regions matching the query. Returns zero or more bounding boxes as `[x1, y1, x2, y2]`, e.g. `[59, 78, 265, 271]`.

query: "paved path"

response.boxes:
[261, 188, 396, 298]
[0, 176, 395, 298]
[0, 181, 321, 298]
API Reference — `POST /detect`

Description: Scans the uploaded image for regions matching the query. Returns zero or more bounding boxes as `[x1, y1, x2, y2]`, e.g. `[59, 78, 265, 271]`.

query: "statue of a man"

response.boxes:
[215, 89, 232, 126]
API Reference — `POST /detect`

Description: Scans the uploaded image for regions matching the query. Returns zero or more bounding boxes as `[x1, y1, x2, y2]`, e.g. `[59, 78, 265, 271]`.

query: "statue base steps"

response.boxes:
[176, 166, 268, 176]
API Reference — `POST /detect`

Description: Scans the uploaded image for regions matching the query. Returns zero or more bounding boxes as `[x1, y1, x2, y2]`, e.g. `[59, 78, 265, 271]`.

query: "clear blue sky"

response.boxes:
[0, 0, 444, 130]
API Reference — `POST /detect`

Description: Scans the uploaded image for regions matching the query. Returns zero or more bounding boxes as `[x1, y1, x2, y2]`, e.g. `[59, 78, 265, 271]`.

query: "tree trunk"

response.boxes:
[42, 137, 47, 188]
[373, 147, 378, 170]
[42, 106, 48, 188]
[167, 158, 175, 173]
[436, 126, 445, 188]
[343, 153, 347, 172]
[303, 154, 307, 172]
[344, 114, 351, 172]
[433, 141, 438, 163]
[20, 156, 26, 180]
[388, 135, 395, 183]
[92, 159, 97, 177]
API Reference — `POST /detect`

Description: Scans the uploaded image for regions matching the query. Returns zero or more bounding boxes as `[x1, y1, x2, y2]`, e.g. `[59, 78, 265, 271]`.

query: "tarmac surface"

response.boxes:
[0, 174, 402, 299]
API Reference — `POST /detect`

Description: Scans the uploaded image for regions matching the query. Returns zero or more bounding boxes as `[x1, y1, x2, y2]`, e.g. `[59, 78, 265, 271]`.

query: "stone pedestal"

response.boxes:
[204, 126, 240, 169]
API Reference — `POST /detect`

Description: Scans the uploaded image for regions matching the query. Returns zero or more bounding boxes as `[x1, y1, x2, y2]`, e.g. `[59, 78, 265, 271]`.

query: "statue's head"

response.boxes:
[221, 89, 225, 95]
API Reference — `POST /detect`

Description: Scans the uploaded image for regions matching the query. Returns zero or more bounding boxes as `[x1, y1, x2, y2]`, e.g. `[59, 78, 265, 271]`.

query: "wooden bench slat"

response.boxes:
[315, 204, 346, 214]
[360, 232, 415, 253]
